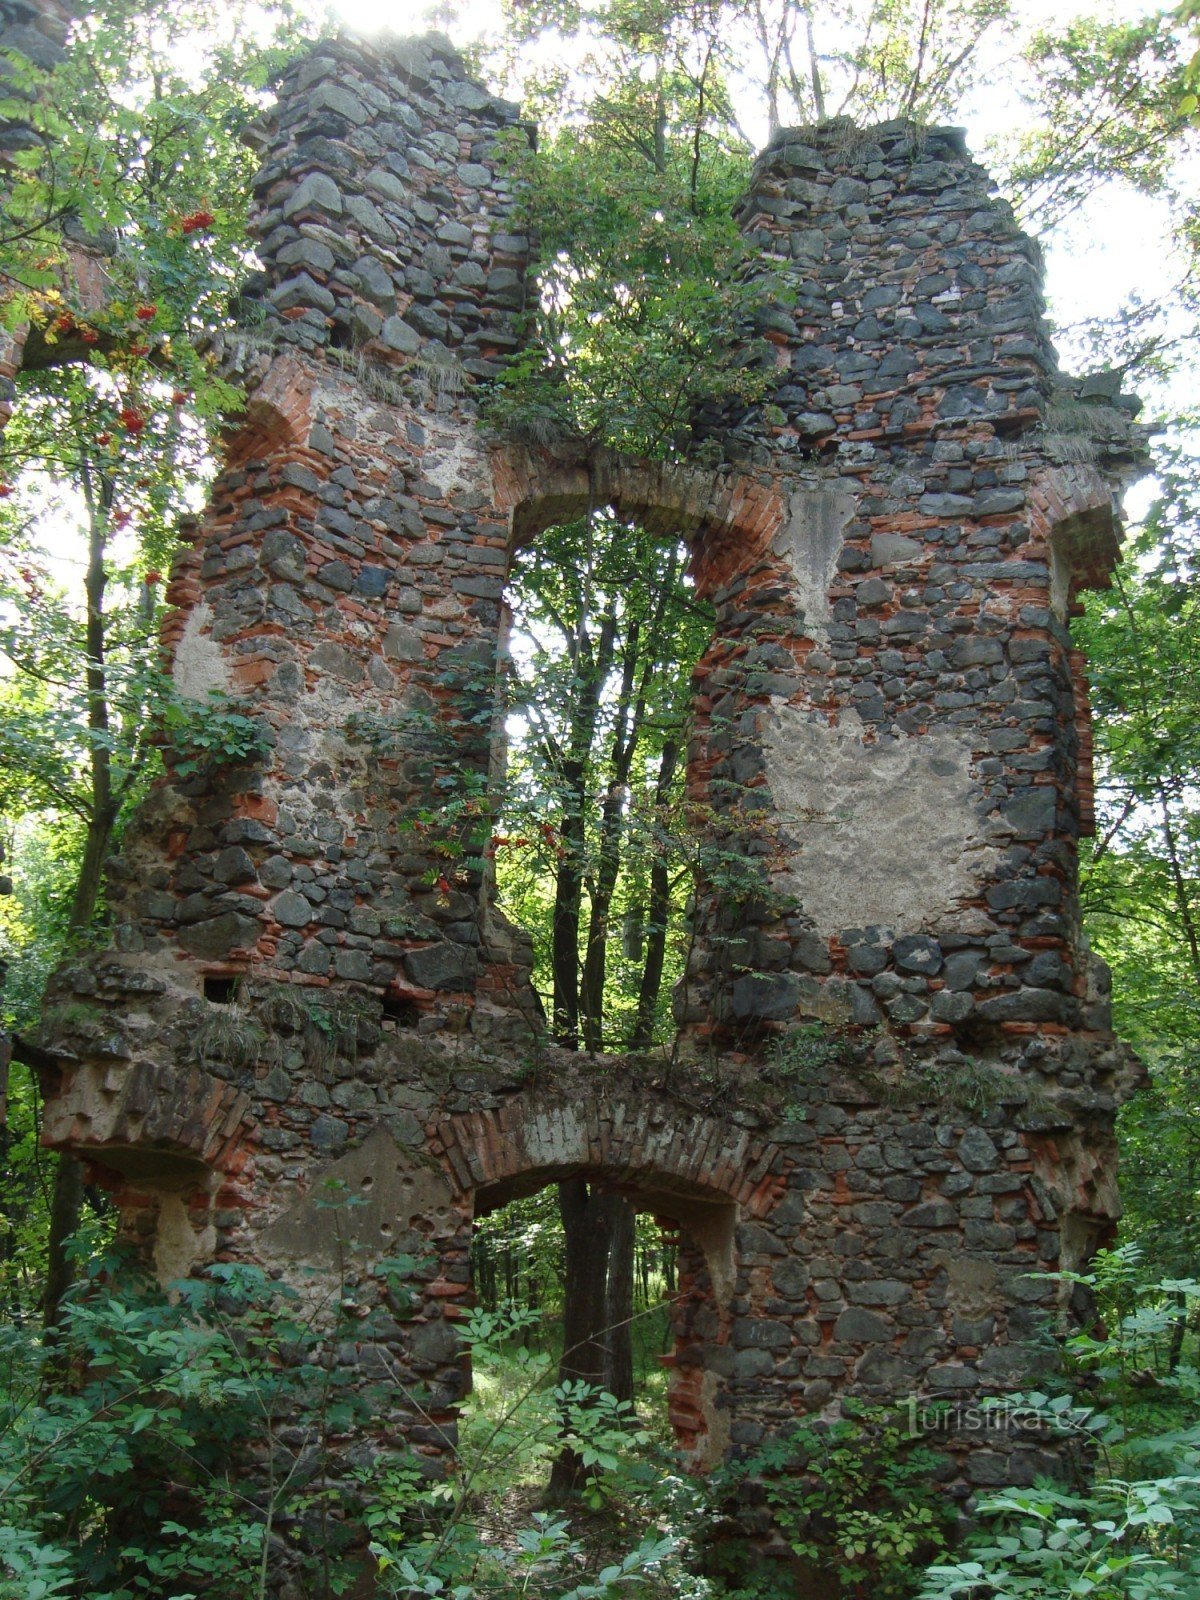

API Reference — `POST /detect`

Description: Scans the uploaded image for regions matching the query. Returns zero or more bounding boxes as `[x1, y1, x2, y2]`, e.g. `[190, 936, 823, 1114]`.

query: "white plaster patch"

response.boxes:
[695, 1367, 731, 1468]
[153, 1194, 216, 1285]
[420, 415, 491, 495]
[771, 485, 854, 639]
[1048, 536, 1071, 621]
[262, 1124, 459, 1266]
[762, 706, 997, 935]
[172, 602, 231, 700]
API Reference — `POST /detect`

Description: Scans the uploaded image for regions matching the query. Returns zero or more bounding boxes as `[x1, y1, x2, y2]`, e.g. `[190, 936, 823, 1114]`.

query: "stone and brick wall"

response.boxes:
[5, 20, 1152, 1521]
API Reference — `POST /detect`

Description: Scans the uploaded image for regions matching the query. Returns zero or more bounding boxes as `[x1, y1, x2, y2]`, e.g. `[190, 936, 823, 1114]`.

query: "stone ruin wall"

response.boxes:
[6, 23, 1152, 1504]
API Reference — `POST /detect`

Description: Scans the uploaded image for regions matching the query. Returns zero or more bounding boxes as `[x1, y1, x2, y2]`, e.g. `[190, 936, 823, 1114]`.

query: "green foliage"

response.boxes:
[0, 1245, 699, 1600]
[711, 1407, 954, 1599]
[360, 1302, 682, 1600]
[921, 1478, 1200, 1599]
[159, 688, 272, 778]
[496, 513, 713, 1048]
[0, 11, 318, 1333]
[1076, 452, 1200, 1056]
[0, 0, 310, 414]
[495, 0, 1014, 153]
[1118, 1061, 1200, 1286]
[0, 494, 163, 833]
[1074, 450, 1200, 1289]
[1006, 11, 1192, 231]
[187, 1000, 266, 1070]
[831, 0, 1015, 122]
[472, 1191, 677, 1305]
[485, 133, 768, 455]
[0, 1228, 439, 1599]
[0, 1253, 302, 1598]
[921, 1254, 1200, 1600]
[483, 4, 769, 458]
[996, 6, 1196, 378]
[768, 1021, 851, 1083]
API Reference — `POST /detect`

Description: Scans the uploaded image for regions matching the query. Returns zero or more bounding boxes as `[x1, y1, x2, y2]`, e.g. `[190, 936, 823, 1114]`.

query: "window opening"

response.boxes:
[381, 992, 420, 1029]
[495, 511, 713, 1052]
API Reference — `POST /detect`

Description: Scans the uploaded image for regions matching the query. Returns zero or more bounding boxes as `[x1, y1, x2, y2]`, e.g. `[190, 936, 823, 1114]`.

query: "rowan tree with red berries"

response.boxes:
[0, 0, 316, 1326]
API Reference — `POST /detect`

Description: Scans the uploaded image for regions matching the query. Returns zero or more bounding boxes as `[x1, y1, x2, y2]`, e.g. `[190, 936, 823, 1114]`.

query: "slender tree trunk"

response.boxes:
[73, 461, 116, 930]
[653, 85, 667, 174]
[605, 1199, 636, 1405]
[549, 1177, 617, 1498]
[802, 4, 826, 120]
[583, 557, 678, 1051]
[551, 789, 585, 1049]
[551, 607, 615, 1048]
[631, 738, 680, 1050]
[753, 0, 787, 138]
[1155, 778, 1200, 986]
[1168, 1288, 1189, 1374]
[580, 624, 641, 1050]
[67, 808, 119, 936]
[43, 1157, 85, 1341]
[45, 461, 114, 1339]
[903, 0, 935, 117]
[687, 44, 713, 216]
[0, 1032, 15, 1318]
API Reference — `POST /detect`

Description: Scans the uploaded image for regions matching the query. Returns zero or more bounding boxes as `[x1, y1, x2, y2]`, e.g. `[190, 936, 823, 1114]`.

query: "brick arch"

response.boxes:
[39, 1057, 254, 1183]
[433, 1086, 788, 1469]
[493, 444, 785, 576]
[220, 351, 313, 470]
[1029, 463, 1127, 838]
[432, 1087, 788, 1218]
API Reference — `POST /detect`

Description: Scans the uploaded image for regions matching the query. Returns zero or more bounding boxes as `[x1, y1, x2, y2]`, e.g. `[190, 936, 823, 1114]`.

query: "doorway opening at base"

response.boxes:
[464, 1171, 736, 1503]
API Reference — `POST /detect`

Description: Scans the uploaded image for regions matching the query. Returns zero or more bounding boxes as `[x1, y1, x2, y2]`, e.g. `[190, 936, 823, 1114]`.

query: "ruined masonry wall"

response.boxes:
[22, 27, 1151, 1506]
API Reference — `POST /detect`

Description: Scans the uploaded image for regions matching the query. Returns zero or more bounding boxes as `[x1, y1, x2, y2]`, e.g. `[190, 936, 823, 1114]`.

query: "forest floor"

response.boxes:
[456, 1308, 711, 1596]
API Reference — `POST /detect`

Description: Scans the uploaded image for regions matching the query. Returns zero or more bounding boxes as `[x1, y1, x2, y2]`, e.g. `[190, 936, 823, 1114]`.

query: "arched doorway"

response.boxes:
[433, 1086, 789, 1471]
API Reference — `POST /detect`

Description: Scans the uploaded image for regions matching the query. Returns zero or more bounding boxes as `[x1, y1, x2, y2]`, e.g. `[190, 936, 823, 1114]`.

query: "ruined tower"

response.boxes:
[19, 27, 1148, 1497]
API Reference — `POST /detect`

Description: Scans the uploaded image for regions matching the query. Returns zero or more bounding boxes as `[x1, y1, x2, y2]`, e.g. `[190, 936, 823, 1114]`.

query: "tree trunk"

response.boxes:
[549, 1176, 616, 1497]
[548, 1178, 641, 1495]
[0, 1033, 15, 1319]
[802, 3, 826, 121]
[550, 605, 616, 1048]
[551, 794, 585, 1048]
[604, 1198, 636, 1405]
[580, 624, 641, 1050]
[652, 85, 667, 174]
[42, 1155, 85, 1340]
[1155, 777, 1200, 987]
[67, 805, 119, 934]
[45, 460, 113, 1338]
[631, 738, 680, 1050]
[1168, 1288, 1189, 1374]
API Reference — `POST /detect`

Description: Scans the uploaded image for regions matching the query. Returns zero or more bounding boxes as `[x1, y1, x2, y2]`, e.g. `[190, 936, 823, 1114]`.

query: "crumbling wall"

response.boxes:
[16, 24, 1151, 1519]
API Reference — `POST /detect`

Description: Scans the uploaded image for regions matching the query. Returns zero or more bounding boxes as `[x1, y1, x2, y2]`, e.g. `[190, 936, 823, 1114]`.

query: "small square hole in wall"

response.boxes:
[382, 993, 420, 1029]
[203, 976, 238, 1005]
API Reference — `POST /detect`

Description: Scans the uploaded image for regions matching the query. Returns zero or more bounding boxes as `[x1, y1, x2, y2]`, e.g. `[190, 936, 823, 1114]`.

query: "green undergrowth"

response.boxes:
[469, 1306, 675, 1472]
[4, 1240, 1200, 1600]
